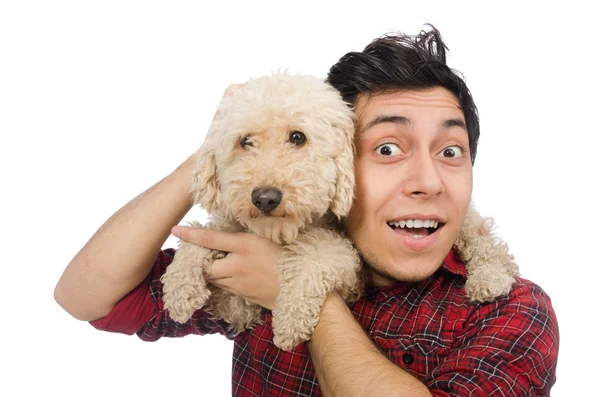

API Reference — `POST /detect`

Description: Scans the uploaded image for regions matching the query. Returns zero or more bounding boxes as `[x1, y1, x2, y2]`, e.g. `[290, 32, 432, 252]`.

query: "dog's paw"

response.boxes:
[272, 325, 307, 352]
[273, 334, 301, 352]
[272, 307, 317, 351]
[162, 261, 212, 323]
[160, 240, 217, 323]
[464, 269, 515, 303]
[166, 306, 195, 324]
[163, 286, 211, 323]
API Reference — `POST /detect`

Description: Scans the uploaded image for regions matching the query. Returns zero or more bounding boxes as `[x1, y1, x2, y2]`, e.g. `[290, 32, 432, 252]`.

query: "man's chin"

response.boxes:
[366, 266, 435, 287]
[363, 249, 449, 287]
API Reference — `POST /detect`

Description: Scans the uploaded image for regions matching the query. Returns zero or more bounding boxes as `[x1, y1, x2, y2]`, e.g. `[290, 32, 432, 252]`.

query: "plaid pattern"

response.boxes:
[91, 249, 559, 396]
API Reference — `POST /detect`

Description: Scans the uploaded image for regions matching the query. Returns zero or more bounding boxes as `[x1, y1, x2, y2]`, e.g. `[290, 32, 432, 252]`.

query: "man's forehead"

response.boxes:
[355, 87, 462, 117]
[354, 88, 464, 134]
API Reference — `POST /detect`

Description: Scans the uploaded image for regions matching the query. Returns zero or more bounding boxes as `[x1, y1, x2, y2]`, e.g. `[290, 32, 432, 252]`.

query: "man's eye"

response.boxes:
[375, 143, 402, 156]
[439, 145, 464, 158]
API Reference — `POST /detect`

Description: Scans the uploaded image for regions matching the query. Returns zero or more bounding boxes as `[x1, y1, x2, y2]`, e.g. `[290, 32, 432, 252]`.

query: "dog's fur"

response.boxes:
[160, 72, 519, 351]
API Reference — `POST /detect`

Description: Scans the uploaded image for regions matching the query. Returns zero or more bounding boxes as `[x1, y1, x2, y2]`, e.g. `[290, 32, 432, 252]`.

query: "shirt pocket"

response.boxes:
[373, 336, 451, 381]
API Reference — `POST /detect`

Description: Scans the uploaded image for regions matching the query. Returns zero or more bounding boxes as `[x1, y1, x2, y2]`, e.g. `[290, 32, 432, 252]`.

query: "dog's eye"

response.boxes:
[289, 131, 306, 146]
[240, 135, 253, 148]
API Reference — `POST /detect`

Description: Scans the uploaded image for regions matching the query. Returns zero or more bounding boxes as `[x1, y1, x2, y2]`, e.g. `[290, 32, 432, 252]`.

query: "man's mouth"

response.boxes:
[386, 219, 444, 239]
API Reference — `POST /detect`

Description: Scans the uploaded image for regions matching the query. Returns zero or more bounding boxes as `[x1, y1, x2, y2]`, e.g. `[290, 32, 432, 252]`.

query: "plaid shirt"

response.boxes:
[91, 248, 558, 396]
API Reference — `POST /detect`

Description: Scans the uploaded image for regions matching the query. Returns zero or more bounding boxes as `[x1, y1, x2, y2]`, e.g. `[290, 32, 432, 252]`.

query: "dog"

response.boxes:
[160, 71, 519, 351]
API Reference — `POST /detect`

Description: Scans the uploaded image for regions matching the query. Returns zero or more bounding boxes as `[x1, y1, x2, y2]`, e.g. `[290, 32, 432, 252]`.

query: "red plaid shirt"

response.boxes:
[91, 248, 558, 396]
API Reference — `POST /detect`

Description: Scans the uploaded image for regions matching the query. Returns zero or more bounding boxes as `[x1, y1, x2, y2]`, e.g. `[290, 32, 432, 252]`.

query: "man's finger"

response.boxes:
[207, 278, 237, 296]
[172, 226, 249, 253]
[212, 83, 246, 122]
[205, 253, 239, 280]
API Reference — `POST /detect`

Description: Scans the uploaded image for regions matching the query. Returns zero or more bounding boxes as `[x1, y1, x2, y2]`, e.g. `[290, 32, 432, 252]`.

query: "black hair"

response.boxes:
[327, 25, 480, 163]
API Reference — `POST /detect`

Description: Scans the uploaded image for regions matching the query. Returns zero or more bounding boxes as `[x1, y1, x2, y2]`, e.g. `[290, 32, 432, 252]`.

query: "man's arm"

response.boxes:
[54, 150, 198, 322]
[308, 293, 432, 397]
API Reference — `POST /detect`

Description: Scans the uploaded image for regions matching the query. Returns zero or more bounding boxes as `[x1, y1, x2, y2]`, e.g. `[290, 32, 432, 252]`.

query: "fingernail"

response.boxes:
[171, 226, 180, 238]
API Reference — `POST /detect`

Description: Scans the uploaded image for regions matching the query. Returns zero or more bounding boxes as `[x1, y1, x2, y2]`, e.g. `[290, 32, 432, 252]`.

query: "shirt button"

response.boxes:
[403, 352, 414, 366]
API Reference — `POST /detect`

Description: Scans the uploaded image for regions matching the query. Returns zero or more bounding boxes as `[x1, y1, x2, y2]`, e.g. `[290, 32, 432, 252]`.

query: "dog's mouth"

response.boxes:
[242, 210, 302, 244]
[250, 213, 282, 218]
[387, 219, 445, 238]
[248, 208, 294, 220]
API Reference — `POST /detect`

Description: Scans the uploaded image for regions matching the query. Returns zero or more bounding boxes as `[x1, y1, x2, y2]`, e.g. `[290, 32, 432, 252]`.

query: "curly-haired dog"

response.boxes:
[160, 72, 519, 351]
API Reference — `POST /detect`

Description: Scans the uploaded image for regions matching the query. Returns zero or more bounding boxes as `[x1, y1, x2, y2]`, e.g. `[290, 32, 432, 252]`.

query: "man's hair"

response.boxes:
[327, 25, 480, 163]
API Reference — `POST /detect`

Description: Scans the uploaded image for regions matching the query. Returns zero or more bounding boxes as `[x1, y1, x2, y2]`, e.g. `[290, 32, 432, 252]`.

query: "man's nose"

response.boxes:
[251, 187, 282, 213]
[402, 152, 444, 198]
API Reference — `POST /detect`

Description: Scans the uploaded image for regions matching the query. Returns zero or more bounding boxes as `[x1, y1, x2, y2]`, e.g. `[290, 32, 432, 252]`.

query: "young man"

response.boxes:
[54, 26, 559, 396]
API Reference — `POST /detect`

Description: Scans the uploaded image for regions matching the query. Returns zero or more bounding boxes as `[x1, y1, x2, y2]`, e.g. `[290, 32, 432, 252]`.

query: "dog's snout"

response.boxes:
[251, 187, 282, 213]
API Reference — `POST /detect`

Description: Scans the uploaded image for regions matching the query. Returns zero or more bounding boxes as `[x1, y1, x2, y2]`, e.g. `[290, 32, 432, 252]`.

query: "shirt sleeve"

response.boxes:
[426, 279, 559, 396]
[89, 248, 236, 340]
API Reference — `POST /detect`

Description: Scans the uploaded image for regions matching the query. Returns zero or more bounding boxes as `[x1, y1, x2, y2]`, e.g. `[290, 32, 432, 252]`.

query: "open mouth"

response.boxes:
[387, 219, 445, 238]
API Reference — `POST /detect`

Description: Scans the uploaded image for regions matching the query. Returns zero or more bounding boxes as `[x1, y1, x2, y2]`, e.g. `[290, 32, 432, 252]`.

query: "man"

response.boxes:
[54, 25, 559, 396]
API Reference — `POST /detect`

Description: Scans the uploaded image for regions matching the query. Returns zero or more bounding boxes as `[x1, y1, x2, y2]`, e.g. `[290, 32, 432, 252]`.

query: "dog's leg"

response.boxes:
[272, 227, 362, 351]
[454, 202, 520, 302]
[161, 239, 222, 323]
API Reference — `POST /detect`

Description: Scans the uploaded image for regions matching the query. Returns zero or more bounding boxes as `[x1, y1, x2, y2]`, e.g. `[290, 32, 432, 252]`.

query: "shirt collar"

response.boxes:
[441, 248, 467, 278]
[363, 249, 467, 301]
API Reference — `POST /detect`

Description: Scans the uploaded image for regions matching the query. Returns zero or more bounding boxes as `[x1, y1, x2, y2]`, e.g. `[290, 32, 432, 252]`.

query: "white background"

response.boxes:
[1, 1, 597, 395]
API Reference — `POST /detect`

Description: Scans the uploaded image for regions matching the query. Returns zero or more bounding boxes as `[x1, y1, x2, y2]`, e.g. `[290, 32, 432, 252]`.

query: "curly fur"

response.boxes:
[454, 204, 520, 302]
[160, 71, 519, 351]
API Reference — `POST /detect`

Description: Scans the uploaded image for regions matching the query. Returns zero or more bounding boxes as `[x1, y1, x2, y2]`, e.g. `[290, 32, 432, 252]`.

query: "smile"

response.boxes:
[388, 219, 439, 229]
[387, 219, 444, 235]
[386, 218, 445, 250]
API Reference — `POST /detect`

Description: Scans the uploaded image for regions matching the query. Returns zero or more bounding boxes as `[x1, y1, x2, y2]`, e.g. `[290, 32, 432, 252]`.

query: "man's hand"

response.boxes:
[171, 226, 282, 310]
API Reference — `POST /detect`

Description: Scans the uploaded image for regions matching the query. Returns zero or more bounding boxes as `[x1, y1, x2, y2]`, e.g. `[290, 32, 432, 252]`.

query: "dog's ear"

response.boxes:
[191, 143, 222, 213]
[331, 130, 356, 219]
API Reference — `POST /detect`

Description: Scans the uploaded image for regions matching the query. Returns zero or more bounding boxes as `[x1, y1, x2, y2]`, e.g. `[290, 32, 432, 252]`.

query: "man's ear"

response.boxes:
[331, 125, 356, 219]
[191, 144, 222, 213]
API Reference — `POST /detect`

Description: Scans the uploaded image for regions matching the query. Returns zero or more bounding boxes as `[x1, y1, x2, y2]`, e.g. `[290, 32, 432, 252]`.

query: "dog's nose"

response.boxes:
[251, 187, 282, 213]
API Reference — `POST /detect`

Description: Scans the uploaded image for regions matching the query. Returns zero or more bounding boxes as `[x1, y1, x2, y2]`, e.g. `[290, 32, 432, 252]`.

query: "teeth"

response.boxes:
[387, 219, 441, 229]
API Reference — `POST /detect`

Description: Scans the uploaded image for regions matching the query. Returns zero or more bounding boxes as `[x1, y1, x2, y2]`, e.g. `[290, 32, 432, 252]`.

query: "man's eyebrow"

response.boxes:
[440, 118, 467, 130]
[359, 115, 411, 134]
